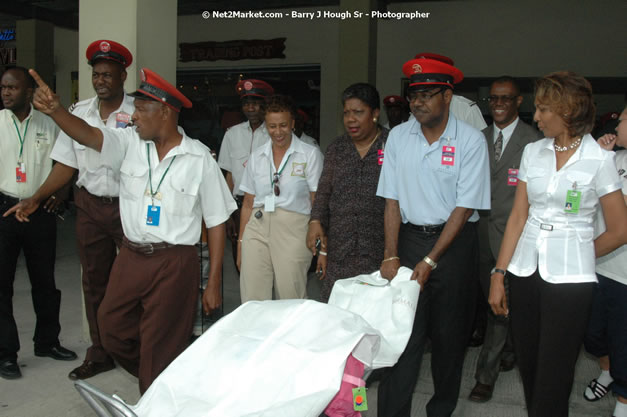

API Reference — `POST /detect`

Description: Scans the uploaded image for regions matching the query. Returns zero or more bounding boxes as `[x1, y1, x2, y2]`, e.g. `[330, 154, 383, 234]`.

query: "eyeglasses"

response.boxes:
[272, 173, 281, 196]
[486, 95, 519, 103]
[406, 88, 445, 104]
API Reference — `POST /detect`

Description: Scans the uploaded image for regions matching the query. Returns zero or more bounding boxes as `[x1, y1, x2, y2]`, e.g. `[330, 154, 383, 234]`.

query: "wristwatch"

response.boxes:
[490, 267, 506, 276]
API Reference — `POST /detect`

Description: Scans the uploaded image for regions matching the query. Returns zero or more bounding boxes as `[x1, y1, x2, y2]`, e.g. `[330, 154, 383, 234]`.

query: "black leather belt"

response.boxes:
[122, 237, 176, 255]
[80, 188, 119, 204]
[0, 192, 19, 206]
[407, 223, 445, 234]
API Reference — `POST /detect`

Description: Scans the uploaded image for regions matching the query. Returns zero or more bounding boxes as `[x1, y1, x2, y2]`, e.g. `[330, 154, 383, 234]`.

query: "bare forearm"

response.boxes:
[494, 211, 527, 270]
[48, 107, 104, 151]
[239, 204, 253, 238]
[207, 223, 225, 288]
[383, 199, 401, 258]
[428, 207, 473, 262]
[32, 163, 76, 203]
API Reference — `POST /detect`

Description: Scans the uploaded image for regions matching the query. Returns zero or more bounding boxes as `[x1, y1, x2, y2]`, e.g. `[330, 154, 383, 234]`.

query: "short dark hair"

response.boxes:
[2, 66, 35, 88]
[491, 76, 520, 96]
[265, 94, 296, 118]
[535, 71, 595, 137]
[342, 83, 380, 110]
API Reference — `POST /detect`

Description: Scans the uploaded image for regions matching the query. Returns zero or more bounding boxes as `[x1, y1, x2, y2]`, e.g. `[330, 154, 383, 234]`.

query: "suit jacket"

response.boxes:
[479, 120, 542, 259]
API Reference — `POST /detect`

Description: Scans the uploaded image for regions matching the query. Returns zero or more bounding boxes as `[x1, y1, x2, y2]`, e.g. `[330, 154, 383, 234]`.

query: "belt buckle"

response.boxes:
[540, 223, 553, 231]
[144, 243, 154, 255]
[103, 196, 113, 203]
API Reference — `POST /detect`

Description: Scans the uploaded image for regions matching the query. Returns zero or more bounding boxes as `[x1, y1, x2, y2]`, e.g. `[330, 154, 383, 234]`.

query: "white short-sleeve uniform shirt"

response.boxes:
[508, 134, 621, 283]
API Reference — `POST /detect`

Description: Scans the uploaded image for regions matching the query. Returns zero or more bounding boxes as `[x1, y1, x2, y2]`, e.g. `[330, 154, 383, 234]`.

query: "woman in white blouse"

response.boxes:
[488, 72, 627, 417]
[237, 95, 323, 302]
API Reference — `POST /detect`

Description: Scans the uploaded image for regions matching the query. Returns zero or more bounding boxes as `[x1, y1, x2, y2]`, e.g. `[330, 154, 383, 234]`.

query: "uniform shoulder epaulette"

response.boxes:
[68, 98, 91, 113]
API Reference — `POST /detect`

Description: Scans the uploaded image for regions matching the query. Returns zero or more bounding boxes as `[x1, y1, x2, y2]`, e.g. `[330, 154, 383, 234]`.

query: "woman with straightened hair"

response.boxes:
[488, 71, 627, 416]
[307, 83, 389, 302]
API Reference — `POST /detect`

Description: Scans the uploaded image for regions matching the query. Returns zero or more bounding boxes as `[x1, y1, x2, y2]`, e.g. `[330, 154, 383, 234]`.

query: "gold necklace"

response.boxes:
[355, 129, 381, 151]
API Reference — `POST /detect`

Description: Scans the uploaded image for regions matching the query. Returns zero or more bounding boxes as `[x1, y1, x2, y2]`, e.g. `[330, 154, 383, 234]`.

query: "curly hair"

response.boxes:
[534, 71, 595, 137]
[264, 94, 296, 118]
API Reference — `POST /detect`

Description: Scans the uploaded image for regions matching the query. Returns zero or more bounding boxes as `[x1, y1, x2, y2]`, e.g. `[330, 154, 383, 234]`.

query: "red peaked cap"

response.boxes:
[403, 57, 464, 90]
[86, 40, 133, 68]
[414, 52, 454, 66]
[383, 95, 407, 106]
[130, 68, 192, 112]
[236, 79, 274, 99]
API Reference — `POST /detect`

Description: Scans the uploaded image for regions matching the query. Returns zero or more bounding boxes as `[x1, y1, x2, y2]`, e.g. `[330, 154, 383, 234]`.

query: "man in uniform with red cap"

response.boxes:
[24, 67, 237, 393]
[218, 79, 273, 269]
[382, 95, 409, 129]
[6, 40, 135, 380]
[414, 52, 487, 131]
[377, 56, 490, 416]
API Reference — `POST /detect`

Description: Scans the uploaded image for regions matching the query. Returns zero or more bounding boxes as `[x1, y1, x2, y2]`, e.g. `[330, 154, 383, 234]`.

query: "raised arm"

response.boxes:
[29, 69, 104, 151]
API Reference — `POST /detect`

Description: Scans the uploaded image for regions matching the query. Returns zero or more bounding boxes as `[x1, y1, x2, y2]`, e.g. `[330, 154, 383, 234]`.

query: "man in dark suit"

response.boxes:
[469, 76, 542, 402]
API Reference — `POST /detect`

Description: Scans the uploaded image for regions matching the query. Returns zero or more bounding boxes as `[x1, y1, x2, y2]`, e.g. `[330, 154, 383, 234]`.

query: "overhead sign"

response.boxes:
[0, 29, 15, 41]
[179, 38, 286, 62]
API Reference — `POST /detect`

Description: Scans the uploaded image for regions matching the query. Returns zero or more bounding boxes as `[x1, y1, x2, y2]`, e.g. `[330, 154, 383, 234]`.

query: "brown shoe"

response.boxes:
[468, 382, 494, 403]
[68, 360, 115, 380]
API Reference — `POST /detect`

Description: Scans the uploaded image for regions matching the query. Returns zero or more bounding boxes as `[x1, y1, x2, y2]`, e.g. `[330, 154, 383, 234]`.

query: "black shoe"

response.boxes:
[34, 344, 78, 361]
[68, 360, 115, 380]
[499, 357, 516, 372]
[468, 328, 485, 347]
[0, 360, 22, 379]
[468, 382, 494, 403]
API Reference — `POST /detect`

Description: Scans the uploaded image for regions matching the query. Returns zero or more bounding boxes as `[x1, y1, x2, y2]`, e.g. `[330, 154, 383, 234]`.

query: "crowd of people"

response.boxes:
[0, 38, 626, 417]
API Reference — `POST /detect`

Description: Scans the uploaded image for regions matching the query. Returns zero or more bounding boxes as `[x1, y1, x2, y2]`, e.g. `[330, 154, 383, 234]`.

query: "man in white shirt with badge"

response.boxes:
[6, 40, 135, 381]
[218, 79, 273, 269]
[25, 67, 236, 394]
[0, 66, 77, 380]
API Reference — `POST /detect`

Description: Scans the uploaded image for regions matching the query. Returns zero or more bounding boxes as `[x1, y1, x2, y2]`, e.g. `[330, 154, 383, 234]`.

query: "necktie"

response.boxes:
[494, 131, 503, 161]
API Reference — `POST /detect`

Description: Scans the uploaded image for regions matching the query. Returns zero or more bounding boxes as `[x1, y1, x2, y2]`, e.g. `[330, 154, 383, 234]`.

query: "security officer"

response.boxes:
[376, 56, 490, 416]
[26, 67, 237, 394]
[6, 39, 135, 381]
[382, 95, 409, 129]
[0, 67, 76, 380]
[218, 79, 273, 269]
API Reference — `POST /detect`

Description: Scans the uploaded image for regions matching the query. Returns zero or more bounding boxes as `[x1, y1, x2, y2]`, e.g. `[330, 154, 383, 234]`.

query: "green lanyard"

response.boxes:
[13, 118, 31, 162]
[269, 152, 291, 192]
[146, 143, 176, 204]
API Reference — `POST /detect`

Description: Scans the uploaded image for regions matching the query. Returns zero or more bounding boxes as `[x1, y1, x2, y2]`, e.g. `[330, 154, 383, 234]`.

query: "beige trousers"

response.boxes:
[240, 207, 312, 302]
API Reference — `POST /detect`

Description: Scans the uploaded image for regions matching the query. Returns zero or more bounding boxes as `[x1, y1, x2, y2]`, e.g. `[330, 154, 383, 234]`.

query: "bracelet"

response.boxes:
[238, 239, 243, 243]
[318, 250, 327, 256]
[382, 256, 400, 263]
[309, 219, 321, 224]
[422, 256, 437, 270]
[490, 267, 506, 276]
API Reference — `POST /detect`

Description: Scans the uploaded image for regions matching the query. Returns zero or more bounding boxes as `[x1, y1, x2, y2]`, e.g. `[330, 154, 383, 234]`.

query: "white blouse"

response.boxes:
[508, 134, 621, 283]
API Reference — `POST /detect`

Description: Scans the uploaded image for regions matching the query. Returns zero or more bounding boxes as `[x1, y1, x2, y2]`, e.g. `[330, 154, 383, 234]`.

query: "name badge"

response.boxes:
[146, 205, 161, 226]
[291, 162, 306, 177]
[507, 168, 519, 186]
[564, 190, 581, 214]
[441, 146, 455, 166]
[16, 163, 26, 183]
[377, 149, 384, 165]
[264, 195, 275, 212]
[116, 112, 131, 128]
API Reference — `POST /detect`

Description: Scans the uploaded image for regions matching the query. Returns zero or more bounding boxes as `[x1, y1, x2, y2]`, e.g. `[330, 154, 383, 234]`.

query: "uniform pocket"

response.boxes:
[119, 160, 148, 201]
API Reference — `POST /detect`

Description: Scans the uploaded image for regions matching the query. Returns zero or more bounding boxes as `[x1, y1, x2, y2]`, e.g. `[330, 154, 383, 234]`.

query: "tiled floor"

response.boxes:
[1, 209, 616, 416]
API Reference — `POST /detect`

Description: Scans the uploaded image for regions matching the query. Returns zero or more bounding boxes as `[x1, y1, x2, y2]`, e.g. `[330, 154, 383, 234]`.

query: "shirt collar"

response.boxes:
[247, 121, 267, 134]
[410, 112, 459, 144]
[8, 104, 34, 124]
[88, 92, 132, 117]
[495, 117, 519, 141]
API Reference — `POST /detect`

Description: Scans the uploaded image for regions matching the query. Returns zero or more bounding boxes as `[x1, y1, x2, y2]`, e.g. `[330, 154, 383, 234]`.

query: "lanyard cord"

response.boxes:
[146, 143, 176, 200]
[269, 152, 292, 191]
[13, 118, 31, 161]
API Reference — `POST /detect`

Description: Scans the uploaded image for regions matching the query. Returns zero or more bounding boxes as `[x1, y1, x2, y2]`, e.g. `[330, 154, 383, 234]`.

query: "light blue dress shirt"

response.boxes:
[376, 114, 490, 225]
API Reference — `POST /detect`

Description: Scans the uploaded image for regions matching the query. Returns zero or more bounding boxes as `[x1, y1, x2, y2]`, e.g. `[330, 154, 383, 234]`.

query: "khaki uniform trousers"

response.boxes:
[240, 207, 312, 302]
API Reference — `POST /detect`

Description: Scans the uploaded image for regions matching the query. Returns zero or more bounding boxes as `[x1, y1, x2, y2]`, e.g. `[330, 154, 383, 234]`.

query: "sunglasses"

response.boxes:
[272, 173, 281, 196]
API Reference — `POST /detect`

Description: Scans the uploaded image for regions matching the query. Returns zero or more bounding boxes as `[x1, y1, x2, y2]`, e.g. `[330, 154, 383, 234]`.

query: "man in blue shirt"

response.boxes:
[376, 56, 490, 417]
